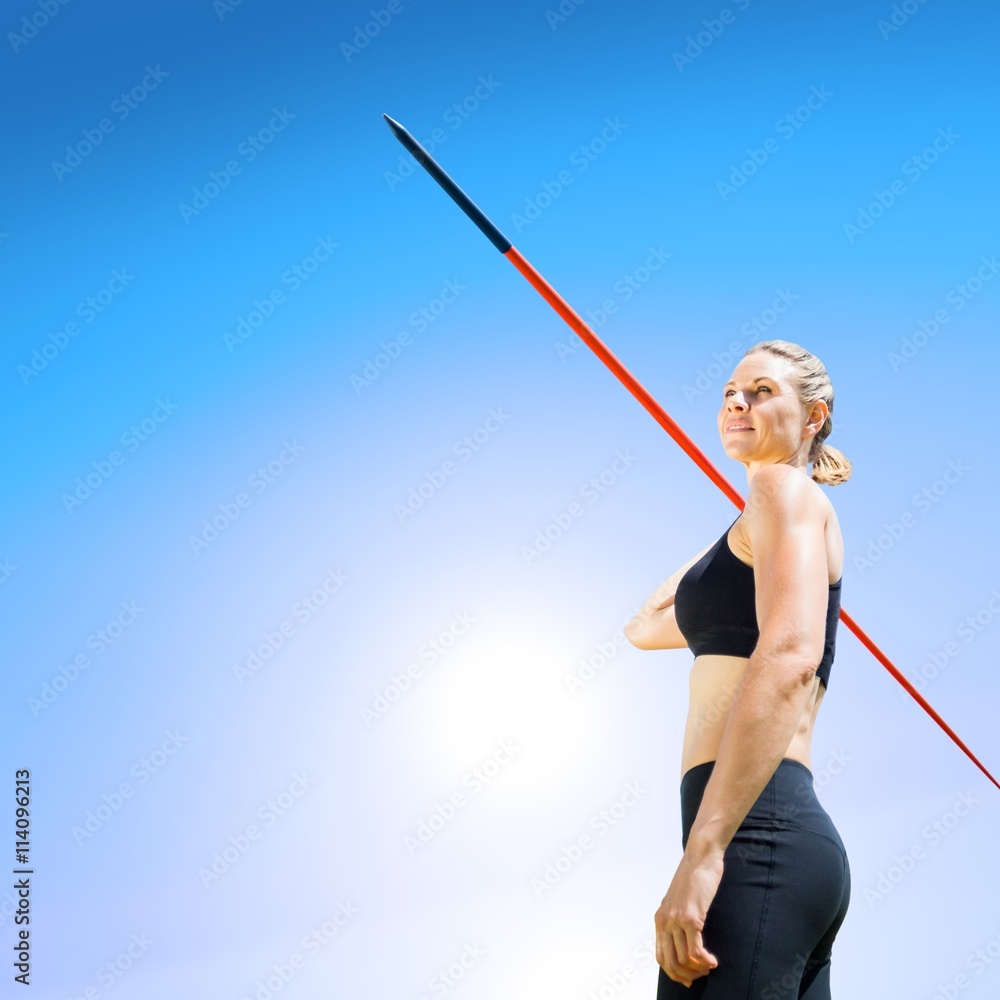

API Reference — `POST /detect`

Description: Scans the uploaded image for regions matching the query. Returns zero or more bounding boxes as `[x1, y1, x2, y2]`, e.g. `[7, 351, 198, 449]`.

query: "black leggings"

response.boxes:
[657, 758, 850, 1000]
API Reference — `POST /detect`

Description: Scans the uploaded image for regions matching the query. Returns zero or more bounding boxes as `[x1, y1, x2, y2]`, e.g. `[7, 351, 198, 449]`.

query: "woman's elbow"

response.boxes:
[751, 639, 823, 693]
[625, 619, 687, 651]
[624, 619, 652, 650]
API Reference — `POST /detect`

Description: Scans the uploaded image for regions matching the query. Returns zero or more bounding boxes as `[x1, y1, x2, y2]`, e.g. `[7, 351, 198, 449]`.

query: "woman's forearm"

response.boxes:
[683, 647, 816, 860]
[624, 583, 680, 649]
[628, 589, 671, 631]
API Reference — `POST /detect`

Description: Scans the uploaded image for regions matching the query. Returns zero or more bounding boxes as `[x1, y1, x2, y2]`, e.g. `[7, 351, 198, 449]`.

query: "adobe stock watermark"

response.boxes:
[51, 66, 169, 181]
[340, 0, 410, 62]
[27, 601, 144, 717]
[877, 0, 932, 39]
[61, 398, 179, 513]
[690, 685, 739, 738]
[187, 439, 306, 555]
[728, 750, 854, 870]
[510, 117, 628, 234]
[671, 0, 751, 72]
[931, 924, 1000, 1000]
[554, 246, 672, 361]
[237, 903, 359, 1000]
[222, 236, 339, 352]
[545, 0, 588, 30]
[198, 772, 317, 886]
[842, 127, 960, 244]
[404, 740, 520, 856]
[886, 255, 998, 372]
[530, 781, 647, 897]
[0, 558, 16, 585]
[689, 660, 856, 754]
[385, 76, 501, 192]
[583, 936, 658, 1000]
[564, 609, 637, 695]
[681, 288, 799, 402]
[808, 749, 855, 791]
[394, 407, 511, 523]
[853, 457, 971, 575]
[178, 106, 296, 223]
[212, 0, 247, 20]
[864, 789, 979, 907]
[350, 278, 466, 394]
[521, 450, 638, 566]
[8, 0, 74, 53]
[17, 268, 135, 386]
[716, 86, 832, 201]
[230, 569, 349, 684]
[72, 730, 190, 845]
[360, 611, 477, 726]
[70, 933, 153, 999]
[898, 585, 1000, 702]
[415, 943, 487, 1000]
[0, 890, 19, 929]
[760, 951, 817, 1000]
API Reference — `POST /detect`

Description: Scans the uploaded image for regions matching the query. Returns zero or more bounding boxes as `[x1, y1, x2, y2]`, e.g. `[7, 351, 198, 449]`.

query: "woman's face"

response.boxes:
[718, 354, 822, 469]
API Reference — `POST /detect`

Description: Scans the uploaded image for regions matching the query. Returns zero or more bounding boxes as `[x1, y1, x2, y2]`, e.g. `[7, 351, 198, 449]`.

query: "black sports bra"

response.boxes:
[673, 516, 842, 689]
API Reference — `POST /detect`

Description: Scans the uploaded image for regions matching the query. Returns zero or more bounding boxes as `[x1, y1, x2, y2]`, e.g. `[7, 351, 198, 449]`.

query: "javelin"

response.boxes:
[382, 113, 999, 793]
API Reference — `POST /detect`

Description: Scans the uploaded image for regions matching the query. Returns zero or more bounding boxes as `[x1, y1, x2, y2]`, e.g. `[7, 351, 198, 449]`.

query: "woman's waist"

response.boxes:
[679, 757, 834, 835]
[682, 661, 822, 780]
[682, 655, 748, 756]
[681, 756, 814, 788]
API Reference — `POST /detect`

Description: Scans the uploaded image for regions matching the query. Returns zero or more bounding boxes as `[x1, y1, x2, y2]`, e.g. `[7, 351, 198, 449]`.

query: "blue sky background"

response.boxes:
[3, 0, 999, 996]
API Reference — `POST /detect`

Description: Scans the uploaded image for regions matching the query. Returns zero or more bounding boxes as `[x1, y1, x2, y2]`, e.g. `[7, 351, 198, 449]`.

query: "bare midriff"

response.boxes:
[680, 655, 825, 782]
[679, 509, 841, 783]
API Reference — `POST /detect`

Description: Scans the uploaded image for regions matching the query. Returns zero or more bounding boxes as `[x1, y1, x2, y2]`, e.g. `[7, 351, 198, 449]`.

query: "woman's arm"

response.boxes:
[685, 464, 829, 855]
[653, 465, 830, 980]
[624, 540, 715, 650]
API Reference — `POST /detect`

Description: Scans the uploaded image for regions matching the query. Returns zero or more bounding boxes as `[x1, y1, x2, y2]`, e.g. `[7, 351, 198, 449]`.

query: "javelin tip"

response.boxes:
[382, 112, 513, 254]
[382, 113, 405, 136]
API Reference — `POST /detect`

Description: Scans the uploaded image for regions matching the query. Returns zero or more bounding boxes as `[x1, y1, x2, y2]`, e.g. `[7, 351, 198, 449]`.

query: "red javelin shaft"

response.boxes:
[382, 113, 999, 792]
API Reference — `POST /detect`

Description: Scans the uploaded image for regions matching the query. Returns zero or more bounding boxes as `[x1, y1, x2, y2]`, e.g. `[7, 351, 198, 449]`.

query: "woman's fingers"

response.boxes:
[654, 863, 723, 985]
[685, 929, 718, 970]
[672, 928, 693, 968]
[670, 921, 716, 971]
[656, 925, 715, 986]
[656, 927, 691, 986]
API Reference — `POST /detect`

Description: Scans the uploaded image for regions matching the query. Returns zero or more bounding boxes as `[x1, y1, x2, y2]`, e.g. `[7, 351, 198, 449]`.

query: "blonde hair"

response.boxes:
[743, 340, 852, 486]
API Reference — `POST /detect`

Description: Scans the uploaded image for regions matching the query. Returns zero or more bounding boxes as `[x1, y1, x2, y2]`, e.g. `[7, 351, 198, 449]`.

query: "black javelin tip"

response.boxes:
[382, 113, 512, 254]
[382, 113, 405, 139]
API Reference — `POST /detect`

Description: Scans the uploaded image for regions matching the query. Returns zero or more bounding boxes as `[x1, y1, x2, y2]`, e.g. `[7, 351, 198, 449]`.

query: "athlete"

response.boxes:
[625, 340, 852, 998]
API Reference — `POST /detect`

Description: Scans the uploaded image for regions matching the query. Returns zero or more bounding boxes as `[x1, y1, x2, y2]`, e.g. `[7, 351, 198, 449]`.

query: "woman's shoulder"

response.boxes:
[746, 463, 830, 518]
[739, 465, 842, 578]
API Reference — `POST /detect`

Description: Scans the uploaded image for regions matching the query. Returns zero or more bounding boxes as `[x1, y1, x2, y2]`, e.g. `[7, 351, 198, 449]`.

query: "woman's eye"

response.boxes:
[724, 386, 771, 397]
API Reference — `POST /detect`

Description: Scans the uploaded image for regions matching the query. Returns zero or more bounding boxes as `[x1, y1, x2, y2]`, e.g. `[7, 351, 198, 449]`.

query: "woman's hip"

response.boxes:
[680, 757, 846, 856]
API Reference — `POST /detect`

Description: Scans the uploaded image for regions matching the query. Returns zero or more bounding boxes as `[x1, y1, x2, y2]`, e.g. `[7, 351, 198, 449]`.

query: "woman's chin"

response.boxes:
[722, 441, 755, 459]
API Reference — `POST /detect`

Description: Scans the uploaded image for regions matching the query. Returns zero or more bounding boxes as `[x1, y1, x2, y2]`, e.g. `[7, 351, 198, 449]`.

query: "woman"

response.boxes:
[625, 340, 852, 999]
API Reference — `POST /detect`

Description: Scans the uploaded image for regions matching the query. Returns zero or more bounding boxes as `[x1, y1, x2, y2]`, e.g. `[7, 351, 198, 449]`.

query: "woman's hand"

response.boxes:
[625, 587, 687, 650]
[654, 848, 724, 986]
[650, 590, 675, 613]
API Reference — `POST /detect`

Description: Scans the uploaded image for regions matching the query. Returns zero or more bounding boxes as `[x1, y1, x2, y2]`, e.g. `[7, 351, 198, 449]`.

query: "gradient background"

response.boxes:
[4, 0, 1000, 997]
